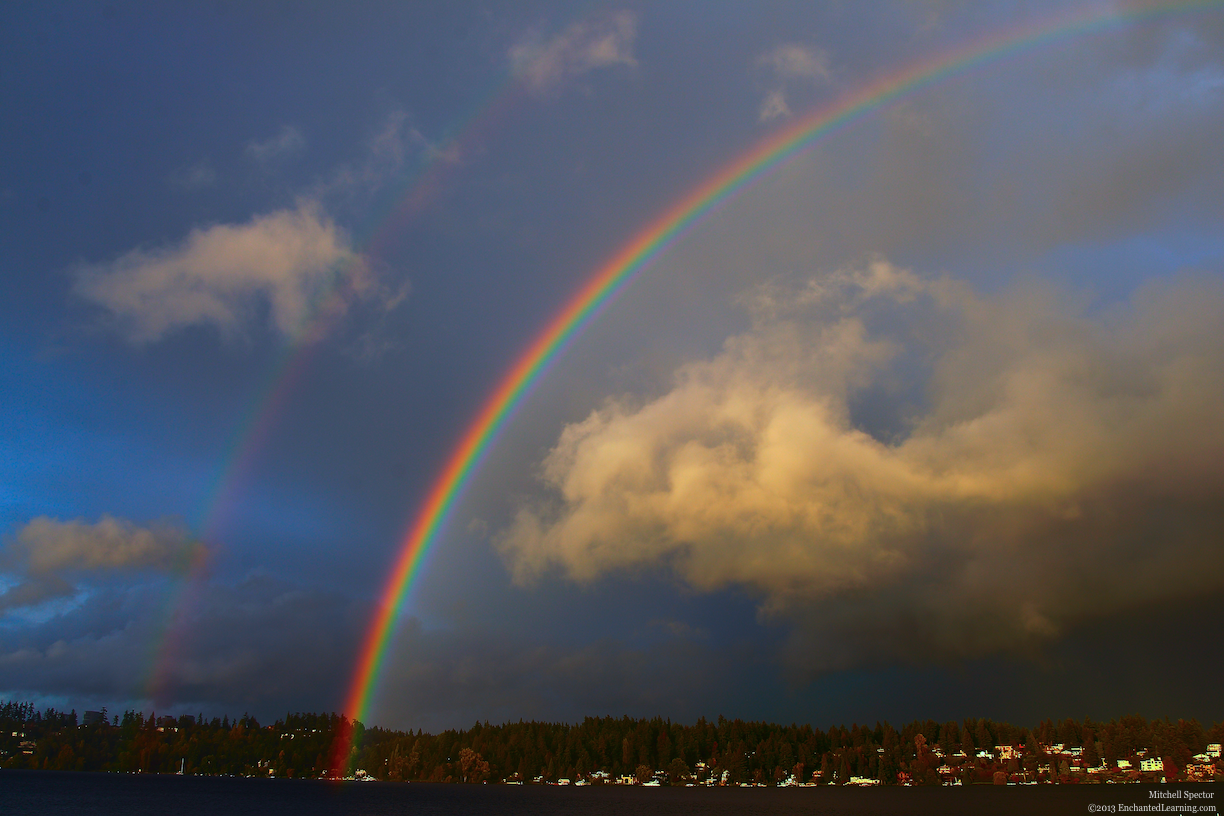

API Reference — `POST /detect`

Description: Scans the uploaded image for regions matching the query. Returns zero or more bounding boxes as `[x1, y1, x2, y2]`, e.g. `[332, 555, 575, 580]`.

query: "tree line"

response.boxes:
[3, 700, 1220, 784]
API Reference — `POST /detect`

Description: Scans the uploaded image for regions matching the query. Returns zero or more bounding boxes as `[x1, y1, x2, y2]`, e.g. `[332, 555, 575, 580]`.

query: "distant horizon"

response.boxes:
[5, 700, 1221, 788]
[7, 698, 1223, 740]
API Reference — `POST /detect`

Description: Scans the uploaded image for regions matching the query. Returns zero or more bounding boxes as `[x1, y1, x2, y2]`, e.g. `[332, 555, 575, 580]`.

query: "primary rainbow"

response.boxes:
[332, 0, 1219, 772]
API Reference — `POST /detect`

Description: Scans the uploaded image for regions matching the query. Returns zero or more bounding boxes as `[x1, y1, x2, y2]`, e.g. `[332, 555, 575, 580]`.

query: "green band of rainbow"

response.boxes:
[332, 0, 1219, 773]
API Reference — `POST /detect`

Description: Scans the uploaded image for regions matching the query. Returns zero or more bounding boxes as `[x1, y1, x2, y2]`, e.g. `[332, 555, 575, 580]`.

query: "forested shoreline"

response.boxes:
[3, 701, 1220, 785]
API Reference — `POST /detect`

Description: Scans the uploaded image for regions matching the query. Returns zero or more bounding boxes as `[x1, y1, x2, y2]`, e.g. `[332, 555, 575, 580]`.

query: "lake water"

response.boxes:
[0, 770, 1211, 815]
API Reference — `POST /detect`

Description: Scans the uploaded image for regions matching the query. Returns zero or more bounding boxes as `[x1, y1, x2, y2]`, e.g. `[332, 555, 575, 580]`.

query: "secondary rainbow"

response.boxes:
[142, 85, 524, 707]
[333, 0, 1220, 772]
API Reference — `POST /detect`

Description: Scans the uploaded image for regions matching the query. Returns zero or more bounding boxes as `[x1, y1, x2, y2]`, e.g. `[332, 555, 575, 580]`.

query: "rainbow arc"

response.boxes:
[191, 1, 1212, 775]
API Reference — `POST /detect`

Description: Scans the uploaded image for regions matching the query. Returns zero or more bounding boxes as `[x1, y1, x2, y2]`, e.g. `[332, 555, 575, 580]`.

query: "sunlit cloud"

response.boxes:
[501, 259, 1224, 668]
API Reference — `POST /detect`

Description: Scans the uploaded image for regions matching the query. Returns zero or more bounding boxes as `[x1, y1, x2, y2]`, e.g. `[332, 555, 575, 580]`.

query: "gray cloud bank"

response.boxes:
[10, 515, 196, 574]
[1, 515, 198, 611]
[500, 259, 1224, 671]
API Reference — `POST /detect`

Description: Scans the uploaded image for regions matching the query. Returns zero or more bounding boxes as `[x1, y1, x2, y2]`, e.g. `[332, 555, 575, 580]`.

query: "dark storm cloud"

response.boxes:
[0, 573, 362, 718]
[1, 566, 767, 730]
[370, 618, 767, 732]
[153, 575, 363, 713]
[0, 576, 74, 613]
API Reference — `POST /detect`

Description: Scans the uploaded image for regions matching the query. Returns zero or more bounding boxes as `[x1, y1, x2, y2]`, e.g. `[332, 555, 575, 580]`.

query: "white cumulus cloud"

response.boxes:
[759, 43, 832, 83]
[74, 198, 370, 342]
[756, 43, 832, 122]
[510, 11, 637, 94]
[759, 89, 792, 122]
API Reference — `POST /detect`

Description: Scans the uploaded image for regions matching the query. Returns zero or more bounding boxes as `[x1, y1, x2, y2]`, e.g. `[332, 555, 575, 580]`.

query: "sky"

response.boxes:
[2, 0, 1223, 733]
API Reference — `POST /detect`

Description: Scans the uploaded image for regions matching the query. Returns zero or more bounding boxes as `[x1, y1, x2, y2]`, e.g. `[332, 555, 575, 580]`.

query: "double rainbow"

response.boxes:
[319, 1, 1219, 772]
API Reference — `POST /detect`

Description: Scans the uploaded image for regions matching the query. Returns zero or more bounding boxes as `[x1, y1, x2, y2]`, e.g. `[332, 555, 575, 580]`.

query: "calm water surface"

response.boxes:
[0, 770, 1207, 815]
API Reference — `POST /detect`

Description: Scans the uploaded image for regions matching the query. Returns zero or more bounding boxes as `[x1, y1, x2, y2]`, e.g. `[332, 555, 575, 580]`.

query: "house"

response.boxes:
[1140, 757, 1163, 773]
[1185, 762, 1216, 781]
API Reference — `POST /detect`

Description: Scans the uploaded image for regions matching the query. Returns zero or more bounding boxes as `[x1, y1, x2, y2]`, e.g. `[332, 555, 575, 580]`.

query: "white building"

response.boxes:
[1140, 757, 1164, 773]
